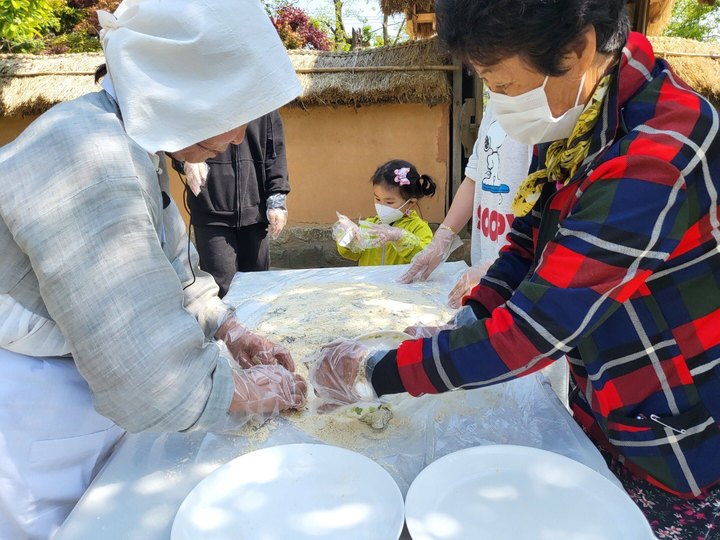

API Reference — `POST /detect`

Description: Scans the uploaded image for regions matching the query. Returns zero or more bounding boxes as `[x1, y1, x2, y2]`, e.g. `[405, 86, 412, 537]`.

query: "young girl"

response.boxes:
[334, 159, 437, 265]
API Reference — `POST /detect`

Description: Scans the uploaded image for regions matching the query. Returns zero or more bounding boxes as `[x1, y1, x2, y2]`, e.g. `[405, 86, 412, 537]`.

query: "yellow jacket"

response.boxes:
[337, 211, 433, 265]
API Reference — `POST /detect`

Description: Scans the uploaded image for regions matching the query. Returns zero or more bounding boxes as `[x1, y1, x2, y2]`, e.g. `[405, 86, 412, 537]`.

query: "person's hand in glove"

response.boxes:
[399, 224, 462, 283]
[183, 161, 210, 196]
[363, 222, 405, 244]
[216, 316, 294, 372]
[332, 212, 365, 252]
[266, 193, 288, 240]
[403, 305, 479, 338]
[447, 263, 491, 308]
[228, 364, 307, 418]
[362, 222, 421, 252]
[309, 340, 377, 409]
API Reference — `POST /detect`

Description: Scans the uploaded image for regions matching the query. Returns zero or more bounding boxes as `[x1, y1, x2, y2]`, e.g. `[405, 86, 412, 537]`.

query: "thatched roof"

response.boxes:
[380, 0, 433, 16]
[0, 39, 452, 118]
[648, 36, 720, 107]
[0, 53, 103, 117]
[289, 38, 451, 108]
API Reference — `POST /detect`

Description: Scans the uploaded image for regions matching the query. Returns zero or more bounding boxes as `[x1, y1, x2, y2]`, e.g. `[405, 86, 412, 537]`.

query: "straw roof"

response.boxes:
[380, 0, 433, 16]
[648, 36, 720, 107]
[0, 39, 452, 118]
[0, 53, 103, 117]
[288, 38, 452, 108]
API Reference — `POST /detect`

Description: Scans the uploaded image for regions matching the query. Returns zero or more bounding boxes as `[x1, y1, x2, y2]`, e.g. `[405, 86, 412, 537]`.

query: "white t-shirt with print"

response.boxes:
[464, 108, 532, 267]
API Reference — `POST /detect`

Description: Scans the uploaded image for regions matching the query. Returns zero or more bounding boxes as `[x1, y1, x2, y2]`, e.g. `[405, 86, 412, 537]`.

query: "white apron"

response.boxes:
[0, 348, 124, 540]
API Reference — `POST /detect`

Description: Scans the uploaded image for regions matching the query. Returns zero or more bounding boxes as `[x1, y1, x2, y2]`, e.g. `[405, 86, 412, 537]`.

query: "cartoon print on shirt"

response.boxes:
[481, 119, 511, 195]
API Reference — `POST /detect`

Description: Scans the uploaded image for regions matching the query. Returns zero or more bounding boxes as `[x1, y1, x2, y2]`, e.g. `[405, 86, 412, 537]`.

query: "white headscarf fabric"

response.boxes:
[97, 0, 301, 154]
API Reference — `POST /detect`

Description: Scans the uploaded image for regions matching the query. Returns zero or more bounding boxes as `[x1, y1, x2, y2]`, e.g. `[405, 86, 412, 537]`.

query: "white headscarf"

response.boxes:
[97, 0, 301, 154]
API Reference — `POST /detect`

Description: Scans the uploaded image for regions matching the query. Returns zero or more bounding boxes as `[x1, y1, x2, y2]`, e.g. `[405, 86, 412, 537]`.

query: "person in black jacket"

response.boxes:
[173, 110, 289, 297]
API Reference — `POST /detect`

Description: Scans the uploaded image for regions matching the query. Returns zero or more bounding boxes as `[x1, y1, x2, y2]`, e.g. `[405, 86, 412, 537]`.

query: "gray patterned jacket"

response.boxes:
[0, 90, 234, 432]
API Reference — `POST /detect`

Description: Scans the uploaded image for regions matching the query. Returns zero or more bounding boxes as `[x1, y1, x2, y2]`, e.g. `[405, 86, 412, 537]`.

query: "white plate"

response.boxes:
[405, 445, 655, 540]
[171, 443, 405, 540]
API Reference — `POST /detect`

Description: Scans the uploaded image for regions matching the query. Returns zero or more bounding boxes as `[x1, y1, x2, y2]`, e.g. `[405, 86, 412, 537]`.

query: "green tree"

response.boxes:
[664, 0, 720, 41]
[0, 0, 60, 51]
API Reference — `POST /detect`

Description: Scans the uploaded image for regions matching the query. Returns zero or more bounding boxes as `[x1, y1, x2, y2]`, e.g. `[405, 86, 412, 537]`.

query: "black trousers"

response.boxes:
[193, 223, 269, 297]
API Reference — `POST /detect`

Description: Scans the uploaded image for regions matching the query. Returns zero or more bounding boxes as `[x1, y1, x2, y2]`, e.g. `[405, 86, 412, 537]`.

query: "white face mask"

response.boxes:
[375, 200, 410, 224]
[488, 73, 587, 145]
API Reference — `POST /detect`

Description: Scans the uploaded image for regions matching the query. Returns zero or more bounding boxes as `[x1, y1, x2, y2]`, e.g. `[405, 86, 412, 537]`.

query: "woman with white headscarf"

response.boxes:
[0, 1, 307, 537]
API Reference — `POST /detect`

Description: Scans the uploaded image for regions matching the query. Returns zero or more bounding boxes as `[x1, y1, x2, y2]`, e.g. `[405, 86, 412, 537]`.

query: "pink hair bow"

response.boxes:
[394, 167, 411, 186]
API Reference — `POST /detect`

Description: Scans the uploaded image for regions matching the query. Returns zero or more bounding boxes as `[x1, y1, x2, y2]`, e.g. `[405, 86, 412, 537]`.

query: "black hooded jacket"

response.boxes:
[172, 110, 289, 228]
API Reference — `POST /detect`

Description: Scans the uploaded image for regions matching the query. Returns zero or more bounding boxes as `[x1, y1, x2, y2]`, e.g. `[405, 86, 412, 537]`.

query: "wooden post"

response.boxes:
[450, 55, 463, 210]
[633, 0, 650, 34]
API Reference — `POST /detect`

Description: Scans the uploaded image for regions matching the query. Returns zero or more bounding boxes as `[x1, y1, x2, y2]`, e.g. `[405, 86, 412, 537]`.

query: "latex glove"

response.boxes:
[309, 340, 377, 409]
[228, 364, 307, 419]
[399, 225, 463, 283]
[183, 161, 209, 196]
[447, 263, 491, 308]
[332, 212, 365, 253]
[216, 317, 294, 372]
[266, 194, 288, 240]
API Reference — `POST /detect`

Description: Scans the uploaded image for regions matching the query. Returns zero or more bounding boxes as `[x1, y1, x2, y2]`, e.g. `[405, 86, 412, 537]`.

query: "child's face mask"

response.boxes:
[375, 200, 410, 224]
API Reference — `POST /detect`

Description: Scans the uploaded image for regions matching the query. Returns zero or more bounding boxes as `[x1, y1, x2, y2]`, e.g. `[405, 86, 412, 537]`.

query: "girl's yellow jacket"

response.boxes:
[336, 210, 433, 265]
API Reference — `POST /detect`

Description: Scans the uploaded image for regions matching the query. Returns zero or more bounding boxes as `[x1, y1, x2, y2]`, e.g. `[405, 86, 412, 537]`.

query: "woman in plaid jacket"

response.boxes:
[312, 0, 720, 535]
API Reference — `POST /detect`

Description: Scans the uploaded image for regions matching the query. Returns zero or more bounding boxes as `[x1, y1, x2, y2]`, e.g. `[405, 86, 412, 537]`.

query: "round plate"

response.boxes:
[405, 445, 654, 540]
[171, 443, 405, 540]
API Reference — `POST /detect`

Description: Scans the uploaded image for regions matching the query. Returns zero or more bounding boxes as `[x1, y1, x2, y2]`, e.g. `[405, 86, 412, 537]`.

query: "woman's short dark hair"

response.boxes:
[436, 0, 630, 76]
[371, 159, 437, 200]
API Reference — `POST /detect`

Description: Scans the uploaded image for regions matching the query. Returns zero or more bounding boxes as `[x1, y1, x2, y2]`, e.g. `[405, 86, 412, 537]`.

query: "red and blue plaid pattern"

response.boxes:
[396, 32, 720, 497]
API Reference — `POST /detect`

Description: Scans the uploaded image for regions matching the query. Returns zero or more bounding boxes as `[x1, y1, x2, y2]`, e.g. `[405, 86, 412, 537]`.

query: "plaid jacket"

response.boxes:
[394, 33, 720, 497]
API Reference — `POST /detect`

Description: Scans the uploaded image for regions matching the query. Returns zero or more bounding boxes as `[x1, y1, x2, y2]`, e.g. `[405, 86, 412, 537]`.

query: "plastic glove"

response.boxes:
[447, 263, 491, 308]
[361, 222, 422, 252]
[267, 208, 288, 239]
[403, 305, 478, 338]
[216, 317, 294, 371]
[309, 340, 377, 409]
[332, 212, 365, 253]
[183, 161, 209, 196]
[399, 225, 463, 283]
[228, 364, 307, 420]
[266, 194, 288, 240]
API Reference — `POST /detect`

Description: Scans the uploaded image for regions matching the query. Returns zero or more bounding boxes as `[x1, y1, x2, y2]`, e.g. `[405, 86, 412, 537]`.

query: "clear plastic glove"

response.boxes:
[267, 208, 288, 239]
[403, 305, 478, 338]
[403, 323, 452, 339]
[266, 194, 288, 240]
[183, 161, 209, 196]
[228, 364, 307, 420]
[399, 225, 463, 283]
[309, 340, 377, 410]
[332, 212, 365, 253]
[216, 317, 294, 371]
[447, 263, 491, 308]
[361, 221, 422, 252]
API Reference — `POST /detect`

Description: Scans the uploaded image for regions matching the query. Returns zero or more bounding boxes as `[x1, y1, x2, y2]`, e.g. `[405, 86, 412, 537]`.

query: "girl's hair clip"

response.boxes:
[394, 167, 411, 186]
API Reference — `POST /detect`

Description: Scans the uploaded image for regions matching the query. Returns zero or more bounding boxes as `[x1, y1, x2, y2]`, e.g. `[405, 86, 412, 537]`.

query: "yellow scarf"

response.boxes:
[511, 74, 612, 217]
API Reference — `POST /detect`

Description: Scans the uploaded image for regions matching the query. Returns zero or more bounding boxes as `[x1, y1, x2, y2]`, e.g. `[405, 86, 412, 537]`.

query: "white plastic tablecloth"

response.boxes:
[56, 262, 620, 540]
